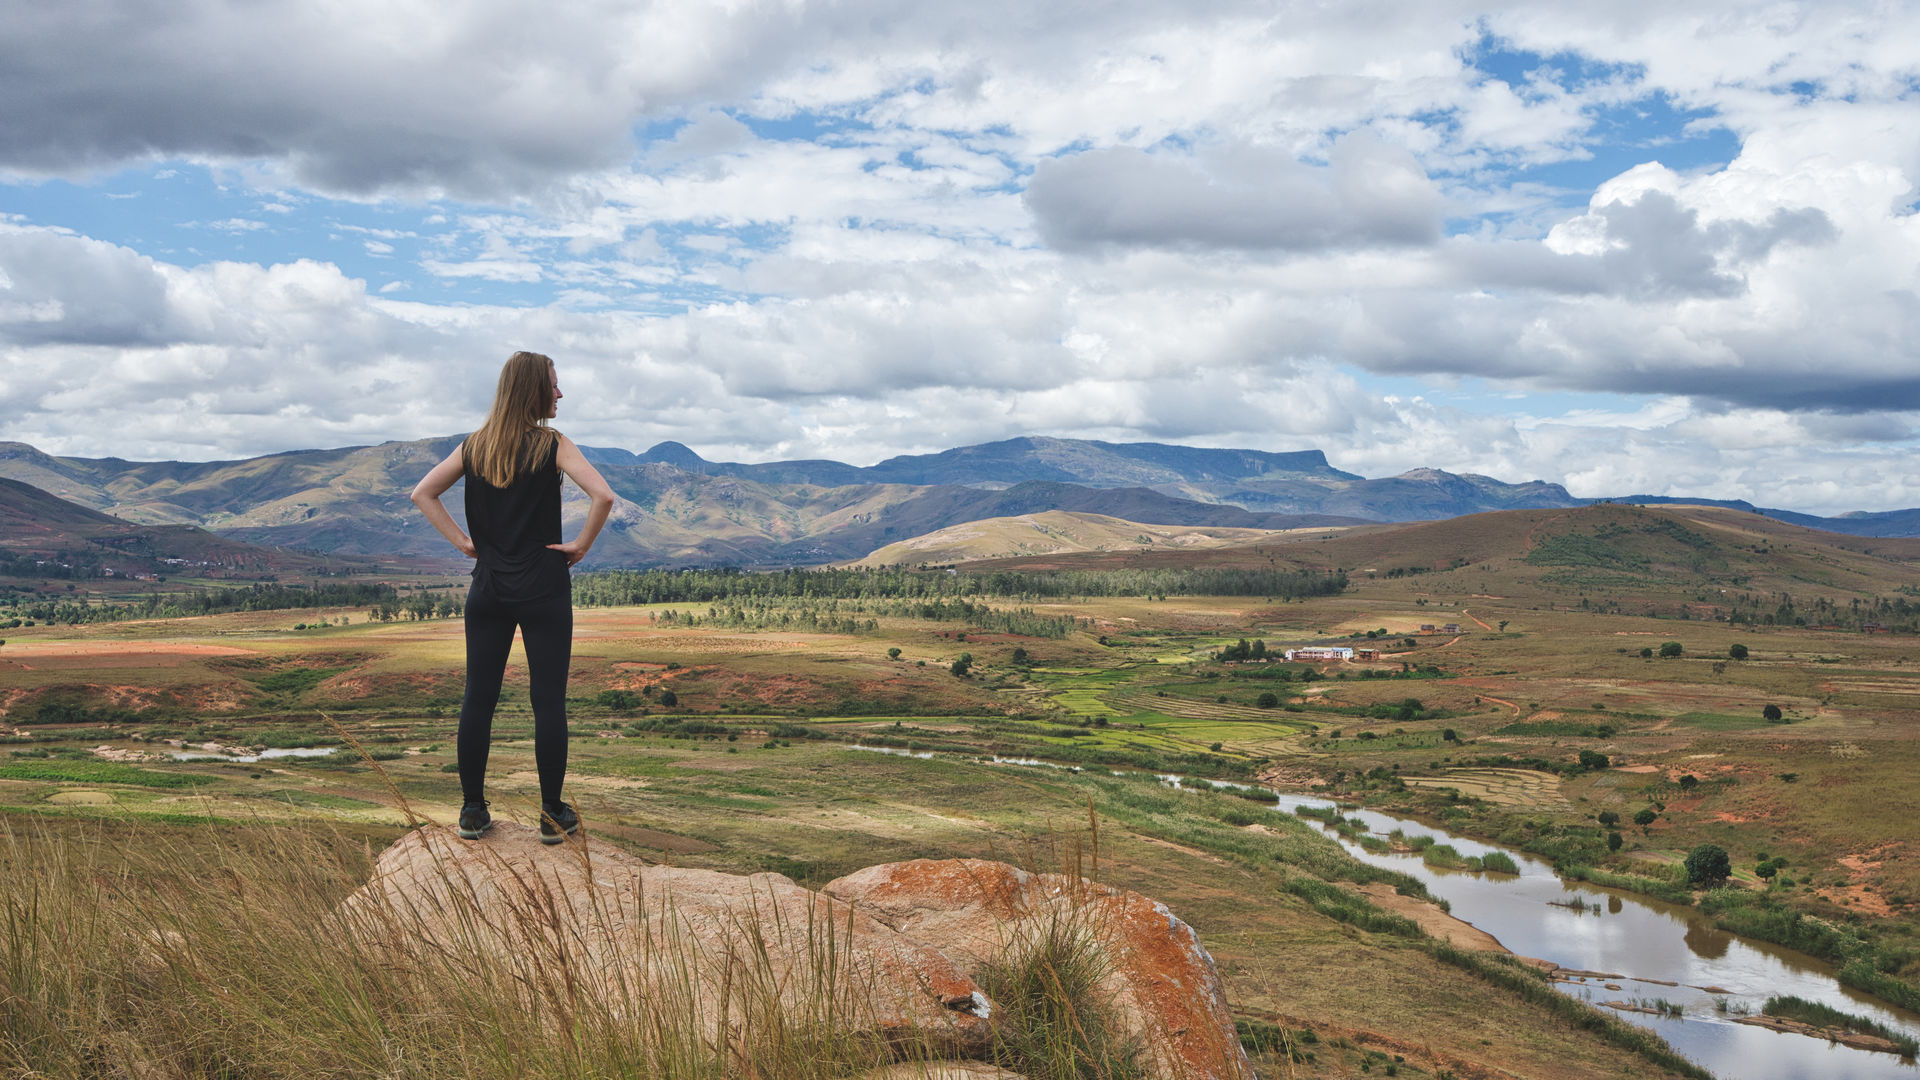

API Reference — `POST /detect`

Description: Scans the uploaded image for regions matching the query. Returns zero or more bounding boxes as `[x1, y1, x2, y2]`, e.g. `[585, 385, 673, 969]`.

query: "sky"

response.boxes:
[1, 1, 1917, 515]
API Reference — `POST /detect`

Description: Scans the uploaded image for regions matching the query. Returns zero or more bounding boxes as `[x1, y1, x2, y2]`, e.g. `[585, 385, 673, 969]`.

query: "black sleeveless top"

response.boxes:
[462, 432, 569, 603]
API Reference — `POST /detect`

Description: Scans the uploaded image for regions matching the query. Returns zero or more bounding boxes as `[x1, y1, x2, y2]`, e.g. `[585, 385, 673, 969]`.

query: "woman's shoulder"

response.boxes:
[534, 427, 564, 468]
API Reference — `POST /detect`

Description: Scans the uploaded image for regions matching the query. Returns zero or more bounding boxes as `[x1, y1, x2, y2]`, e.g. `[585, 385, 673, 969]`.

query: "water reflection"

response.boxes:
[1266, 792, 1920, 1079]
[1685, 919, 1732, 961]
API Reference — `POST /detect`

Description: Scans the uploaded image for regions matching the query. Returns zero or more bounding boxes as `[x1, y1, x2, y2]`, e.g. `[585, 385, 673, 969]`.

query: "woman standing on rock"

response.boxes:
[410, 351, 615, 843]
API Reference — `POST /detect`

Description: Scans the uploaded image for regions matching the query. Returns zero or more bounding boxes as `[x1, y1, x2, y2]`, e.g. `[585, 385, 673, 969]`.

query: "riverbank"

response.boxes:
[1261, 770, 1920, 1020]
[1258, 780, 1920, 1080]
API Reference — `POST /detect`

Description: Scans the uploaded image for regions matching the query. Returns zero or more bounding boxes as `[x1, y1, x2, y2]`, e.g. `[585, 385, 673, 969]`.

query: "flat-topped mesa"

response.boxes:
[342, 830, 1253, 1080]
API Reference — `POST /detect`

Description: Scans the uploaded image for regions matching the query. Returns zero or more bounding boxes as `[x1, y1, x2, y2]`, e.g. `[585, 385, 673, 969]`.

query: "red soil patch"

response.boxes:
[0, 641, 257, 659]
[1818, 884, 1895, 917]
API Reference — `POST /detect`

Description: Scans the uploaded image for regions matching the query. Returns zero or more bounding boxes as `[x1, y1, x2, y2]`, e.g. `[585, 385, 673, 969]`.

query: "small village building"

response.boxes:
[1355, 647, 1380, 661]
[1284, 646, 1355, 662]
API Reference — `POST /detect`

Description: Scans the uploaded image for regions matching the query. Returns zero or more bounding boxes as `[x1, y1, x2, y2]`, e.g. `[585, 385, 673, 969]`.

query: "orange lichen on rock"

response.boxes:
[825, 858, 1255, 1080]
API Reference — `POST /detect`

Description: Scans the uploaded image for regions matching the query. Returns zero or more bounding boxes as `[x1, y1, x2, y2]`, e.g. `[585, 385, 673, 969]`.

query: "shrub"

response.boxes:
[1762, 703, 1783, 722]
[1729, 643, 1748, 660]
[1658, 642, 1683, 658]
[1576, 750, 1610, 770]
[1256, 692, 1279, 709]
[594, 689, 640, 712]
[1478, 851, 1520, 874]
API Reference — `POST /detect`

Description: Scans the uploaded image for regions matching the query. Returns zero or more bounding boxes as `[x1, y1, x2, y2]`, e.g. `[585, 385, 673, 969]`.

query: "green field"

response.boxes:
[7, 515, 1920, 1076]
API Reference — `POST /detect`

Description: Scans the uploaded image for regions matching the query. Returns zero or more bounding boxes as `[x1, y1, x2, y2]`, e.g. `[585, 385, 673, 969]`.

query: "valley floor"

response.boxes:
[5, 566, 1919, 1077]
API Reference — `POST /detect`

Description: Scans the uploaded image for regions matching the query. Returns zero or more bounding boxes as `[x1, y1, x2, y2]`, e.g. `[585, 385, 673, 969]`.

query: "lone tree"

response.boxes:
[950, 652, 973, 677]
[1633, 807, 1658, 832]
[1679, 773, 1699, 791]
[1597, 810, 1620, 828]
[887, 647, 902, 660]
[1729, 643, 1749, 660]
[1608, 831, 1624, 852]
[1659, 641, 1684, 658]
[1763, 703, 1784, 722]
[1577, 749, 1611, 771]
[1256, 691, 1279, 708]
[1685, 843, 1732, 888]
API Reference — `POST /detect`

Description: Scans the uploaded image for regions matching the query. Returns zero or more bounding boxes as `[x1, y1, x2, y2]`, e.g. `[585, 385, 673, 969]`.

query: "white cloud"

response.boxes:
[0, 1, 1916, 515]
[420, 258, 542, 283]
[1025, 133, 1447, 252]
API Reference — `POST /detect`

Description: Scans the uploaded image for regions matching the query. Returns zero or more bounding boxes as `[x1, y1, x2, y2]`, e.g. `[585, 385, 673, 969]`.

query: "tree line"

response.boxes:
[4, 582, 403, 626]
[572, 566, 1347, 606]
[646, 596, 1085, 638]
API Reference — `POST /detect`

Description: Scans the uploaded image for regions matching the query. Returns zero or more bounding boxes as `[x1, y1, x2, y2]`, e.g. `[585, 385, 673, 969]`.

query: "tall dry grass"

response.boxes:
[1, 810, 1153, 1080]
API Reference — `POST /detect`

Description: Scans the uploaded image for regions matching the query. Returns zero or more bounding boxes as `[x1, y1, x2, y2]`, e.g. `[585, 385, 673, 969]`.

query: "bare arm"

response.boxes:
[548, 434, 615, 567]
[409, 447, 476, 559]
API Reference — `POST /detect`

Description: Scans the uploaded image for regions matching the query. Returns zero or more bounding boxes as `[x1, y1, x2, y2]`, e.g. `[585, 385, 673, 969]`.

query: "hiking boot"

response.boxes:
[457, 800, 492, 839]
[539, 800, 579, 845]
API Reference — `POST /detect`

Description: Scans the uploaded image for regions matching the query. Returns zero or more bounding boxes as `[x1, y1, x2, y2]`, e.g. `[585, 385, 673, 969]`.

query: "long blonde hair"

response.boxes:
[463, 351, 558, 488]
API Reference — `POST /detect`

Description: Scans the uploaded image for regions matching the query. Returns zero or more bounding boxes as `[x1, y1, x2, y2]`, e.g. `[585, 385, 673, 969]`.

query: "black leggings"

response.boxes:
[457, 579, 572, 807]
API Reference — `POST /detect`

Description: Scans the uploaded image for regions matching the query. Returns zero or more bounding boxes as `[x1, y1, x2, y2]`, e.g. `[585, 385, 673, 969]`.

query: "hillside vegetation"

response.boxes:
[847, 510, 1308, 566]
[9, 500, 1920, 1076]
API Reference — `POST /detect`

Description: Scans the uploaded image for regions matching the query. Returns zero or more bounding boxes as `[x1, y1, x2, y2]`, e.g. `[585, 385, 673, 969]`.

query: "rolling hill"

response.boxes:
[843, 510, 1319, 567]
[948, 503, 1920, 623]
[0, 478, 381, 579]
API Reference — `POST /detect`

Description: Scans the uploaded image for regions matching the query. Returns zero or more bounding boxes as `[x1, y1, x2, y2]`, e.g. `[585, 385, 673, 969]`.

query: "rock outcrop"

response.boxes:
[825, 859, 1255, 1080]
[345, 829, 1249, 1079]
[344, 824, 993, 1056]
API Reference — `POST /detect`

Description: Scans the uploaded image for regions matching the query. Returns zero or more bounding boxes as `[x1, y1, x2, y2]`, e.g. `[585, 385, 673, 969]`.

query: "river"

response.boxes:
[860, 748, 1919, 1077]
[1262, 790, 1920, 1079]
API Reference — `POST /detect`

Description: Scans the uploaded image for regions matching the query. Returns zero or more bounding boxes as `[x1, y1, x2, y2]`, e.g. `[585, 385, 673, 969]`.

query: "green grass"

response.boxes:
[250, 666, 350, 695]
[0, 761, 214, 787]
[1672, 711, 1772, 731]
[1762, 995, 1918, 1056]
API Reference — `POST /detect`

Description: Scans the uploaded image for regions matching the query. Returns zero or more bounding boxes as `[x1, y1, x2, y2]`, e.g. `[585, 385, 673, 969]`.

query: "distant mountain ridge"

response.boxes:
[1, 435, 1914, 570]
[606, 436, 1358, 490]
[0, 476, 373, 578]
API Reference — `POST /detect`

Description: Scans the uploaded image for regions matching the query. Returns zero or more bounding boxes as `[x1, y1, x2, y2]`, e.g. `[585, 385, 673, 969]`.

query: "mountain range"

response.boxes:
[1, 435, 1914, 570]
[0, 476, 372, 579]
